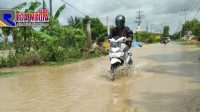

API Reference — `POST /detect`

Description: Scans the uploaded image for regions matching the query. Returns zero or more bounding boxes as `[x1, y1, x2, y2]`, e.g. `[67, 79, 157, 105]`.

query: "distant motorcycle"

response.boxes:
[108, 36, 132, 81]
[161, 37, 170, 45]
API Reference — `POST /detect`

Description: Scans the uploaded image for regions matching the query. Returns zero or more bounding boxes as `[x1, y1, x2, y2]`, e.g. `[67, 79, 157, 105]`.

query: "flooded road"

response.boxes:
[0, 43, 200, 112]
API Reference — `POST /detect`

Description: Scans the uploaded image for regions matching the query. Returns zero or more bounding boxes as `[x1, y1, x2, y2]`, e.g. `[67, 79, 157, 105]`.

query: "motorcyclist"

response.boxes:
[108, 15, 133, 64]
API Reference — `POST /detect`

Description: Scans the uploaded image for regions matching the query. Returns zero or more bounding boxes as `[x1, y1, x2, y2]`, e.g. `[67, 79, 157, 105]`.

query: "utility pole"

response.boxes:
[180, 9, 188, 38]
[86, 20, 92, 49]
[181, 8, 188, 23]
[150, 24, 154, 33]
[49, 0, 53, 17]
[179, 24, 182, 39]
[134, 9, 144, 42]
[146, 23, 148, 32]
[150, 24, 154, 38]
[106, 16, 110, 36]
[134, 9, 144, 31]
[43, 0, 46, 9]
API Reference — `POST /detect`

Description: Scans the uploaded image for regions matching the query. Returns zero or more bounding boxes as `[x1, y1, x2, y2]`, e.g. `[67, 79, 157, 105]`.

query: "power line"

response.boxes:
[189, 0, 199, 16]
[187, 0, 196, 11]
[191, 0, 200, 18]
[100, 0, 117, 9]
[106, 0, 121, 7]
[194, 8, 200, 18]
[101, 0, 125, 13]
[60, 0, 86, 16]
[119, 0, 128, 6]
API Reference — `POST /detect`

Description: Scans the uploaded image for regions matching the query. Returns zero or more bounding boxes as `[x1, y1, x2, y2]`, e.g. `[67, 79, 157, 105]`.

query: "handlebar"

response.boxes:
[108, 37, 132, 43]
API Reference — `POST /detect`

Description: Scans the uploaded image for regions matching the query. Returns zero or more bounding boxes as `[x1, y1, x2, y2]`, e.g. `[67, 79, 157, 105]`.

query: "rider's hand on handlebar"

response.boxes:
[126, 38, 132, 42]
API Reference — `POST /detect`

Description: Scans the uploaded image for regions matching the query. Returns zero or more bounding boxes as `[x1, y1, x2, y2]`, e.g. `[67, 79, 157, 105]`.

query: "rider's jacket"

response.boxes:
[108, 26, 133, 47]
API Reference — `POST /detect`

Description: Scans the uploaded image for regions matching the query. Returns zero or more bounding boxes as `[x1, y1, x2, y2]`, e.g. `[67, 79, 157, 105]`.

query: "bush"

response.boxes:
[39, 45, 65, 62]
[7, 53, 17, 67]
[90, 49, 101, 57]
[147, 37, 157, 43]
[0, 53, 17, 68]
[139, 31, 160, 43]
[18, 51, 41, 66]
[0, 51, 42, 68]
[0, 57, 7, 68]
[185, 40, 200, 45]
[66, 47, 81, 59]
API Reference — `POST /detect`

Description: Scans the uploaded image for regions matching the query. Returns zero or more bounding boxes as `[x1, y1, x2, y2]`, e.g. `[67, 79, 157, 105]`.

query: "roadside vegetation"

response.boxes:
[135, 26, 169, 44]
[0, 1, 106, 68]
[138, 32, 161, 43]
[172, 19, 200, 46]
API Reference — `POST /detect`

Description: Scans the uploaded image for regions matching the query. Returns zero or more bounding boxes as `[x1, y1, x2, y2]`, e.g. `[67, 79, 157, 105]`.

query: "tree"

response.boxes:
[40, 4, 65, 37]
[82, 16, 106, 41]
[182, 19, 200, 39]
[11, 2, 27, 53]
[7, 2, 41, 53]
[171, 19, 200, 41]
[20, 2, 42, 52]
[163, 26, 169, 37]
[0, 28, 11, 50]
[68, 16, 83, 29]
[172, 32, 180, 40]
[90, 18, 107, 41]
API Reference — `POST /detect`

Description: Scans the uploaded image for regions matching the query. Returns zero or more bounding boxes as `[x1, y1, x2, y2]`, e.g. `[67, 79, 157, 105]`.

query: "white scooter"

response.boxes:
[108, 36, 132, 80]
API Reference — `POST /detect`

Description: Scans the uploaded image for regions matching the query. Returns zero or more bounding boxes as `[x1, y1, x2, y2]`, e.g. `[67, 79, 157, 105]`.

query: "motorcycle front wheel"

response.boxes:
[110, 63, 120, 81]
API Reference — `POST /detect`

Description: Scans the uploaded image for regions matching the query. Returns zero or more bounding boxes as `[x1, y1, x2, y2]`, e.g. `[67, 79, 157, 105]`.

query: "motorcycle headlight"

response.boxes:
[110, 48, 121, 53]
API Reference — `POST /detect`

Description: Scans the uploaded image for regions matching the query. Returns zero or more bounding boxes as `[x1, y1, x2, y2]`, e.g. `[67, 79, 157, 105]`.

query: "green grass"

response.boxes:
[44, 54, 102, 66]
[0, 68, 37, 79]
[198, 42, 200, 46]
[0, 71, 24, 79]
[174, 40, 185, 44]
[44, 58, 83, 66]
[0, 50, 103, 79]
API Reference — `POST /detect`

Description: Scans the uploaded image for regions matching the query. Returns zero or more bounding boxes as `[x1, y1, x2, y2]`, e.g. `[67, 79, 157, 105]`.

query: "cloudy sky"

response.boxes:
[0, 0, 200, 34]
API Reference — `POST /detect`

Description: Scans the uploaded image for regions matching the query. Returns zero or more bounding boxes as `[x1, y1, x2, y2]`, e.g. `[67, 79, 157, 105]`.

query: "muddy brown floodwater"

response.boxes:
[0, 43, 200, 112]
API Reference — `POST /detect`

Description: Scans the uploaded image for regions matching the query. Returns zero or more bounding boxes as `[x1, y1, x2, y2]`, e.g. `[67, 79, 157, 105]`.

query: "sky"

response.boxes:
[0, 0, 200, 34]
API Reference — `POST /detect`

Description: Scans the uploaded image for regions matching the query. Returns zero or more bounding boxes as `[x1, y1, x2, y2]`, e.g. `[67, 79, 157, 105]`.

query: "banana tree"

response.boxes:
[12, 2, 27, 35]
[12, 2, 27, 53]
[10, 2, 41, 53]
[23, 2, 41, 51]
[40, 4, 66, 37]
[0, 2, 27, 54]
[0, 27, 11, 56]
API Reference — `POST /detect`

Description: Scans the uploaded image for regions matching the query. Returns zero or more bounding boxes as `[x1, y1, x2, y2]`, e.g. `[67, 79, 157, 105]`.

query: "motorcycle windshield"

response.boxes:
[110, 43, 122, 48]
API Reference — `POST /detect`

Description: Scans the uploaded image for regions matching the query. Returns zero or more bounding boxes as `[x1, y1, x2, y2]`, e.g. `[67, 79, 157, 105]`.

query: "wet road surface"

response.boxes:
[0, 42, 200, 112]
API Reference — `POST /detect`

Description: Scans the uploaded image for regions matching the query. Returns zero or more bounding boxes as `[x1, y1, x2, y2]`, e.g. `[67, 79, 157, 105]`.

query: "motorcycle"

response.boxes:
[108, 36, 132, 81]
[161, 37, 170, 45]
